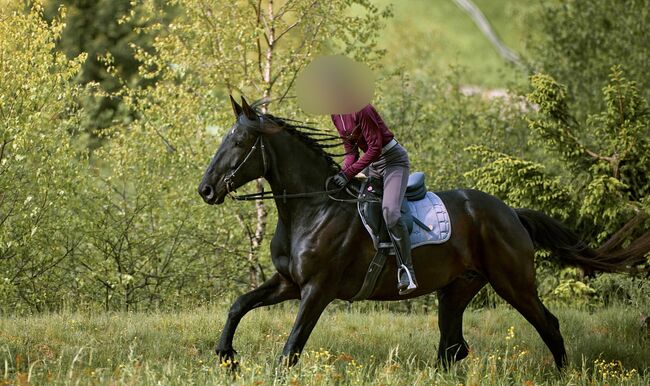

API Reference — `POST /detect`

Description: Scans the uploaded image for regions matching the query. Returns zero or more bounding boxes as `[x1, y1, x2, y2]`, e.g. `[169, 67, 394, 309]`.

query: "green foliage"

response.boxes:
[135, 0, 391, 110]
[530, 0, 650, 114]
[591, 273, 650, 309]
[70, 120, 248, 310]
[464, 146, 573, 219]
[468, 68, 650, 242]
[375, 67, 531, 191]
[0, 5, 86, 313]
[43, 0, 173, 139]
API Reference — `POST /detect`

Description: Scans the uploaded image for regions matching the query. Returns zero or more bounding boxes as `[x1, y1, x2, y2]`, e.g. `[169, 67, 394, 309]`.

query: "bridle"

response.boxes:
[221, 116, 357, 202]
[223, 135, 268, 194]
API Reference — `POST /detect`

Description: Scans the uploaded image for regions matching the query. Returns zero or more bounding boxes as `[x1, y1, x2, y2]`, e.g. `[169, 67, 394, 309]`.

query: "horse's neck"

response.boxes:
[264, 131, 335, 223]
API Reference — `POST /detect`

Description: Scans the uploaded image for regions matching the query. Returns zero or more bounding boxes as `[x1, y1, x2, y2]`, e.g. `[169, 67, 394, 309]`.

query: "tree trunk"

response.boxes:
[243, 0, 276, 289]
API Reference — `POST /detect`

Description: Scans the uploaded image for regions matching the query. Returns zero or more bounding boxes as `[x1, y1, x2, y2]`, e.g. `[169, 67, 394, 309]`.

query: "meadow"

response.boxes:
[1, 303, 648, 385]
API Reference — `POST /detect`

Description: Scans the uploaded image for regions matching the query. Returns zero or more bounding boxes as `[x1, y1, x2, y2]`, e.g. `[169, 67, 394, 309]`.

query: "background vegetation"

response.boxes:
[2, 0, 647, 313]
[1, 0, 649, 383]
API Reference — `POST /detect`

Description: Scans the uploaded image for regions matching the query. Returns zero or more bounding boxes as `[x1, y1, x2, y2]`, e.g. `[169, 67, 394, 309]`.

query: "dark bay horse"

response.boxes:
[198, 96, 649, 369]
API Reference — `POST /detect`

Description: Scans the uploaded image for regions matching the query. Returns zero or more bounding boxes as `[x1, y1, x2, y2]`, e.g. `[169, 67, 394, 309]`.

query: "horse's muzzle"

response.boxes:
[198, 182, 224, 205]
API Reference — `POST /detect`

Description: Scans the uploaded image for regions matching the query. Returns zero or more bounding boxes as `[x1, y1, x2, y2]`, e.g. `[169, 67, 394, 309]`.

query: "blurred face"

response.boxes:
[296, 55, 375, 115]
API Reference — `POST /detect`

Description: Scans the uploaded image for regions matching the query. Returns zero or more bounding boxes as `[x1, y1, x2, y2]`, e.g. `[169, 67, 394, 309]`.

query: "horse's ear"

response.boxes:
[229, 94, 242, 117]
[240, 96, 257, 120]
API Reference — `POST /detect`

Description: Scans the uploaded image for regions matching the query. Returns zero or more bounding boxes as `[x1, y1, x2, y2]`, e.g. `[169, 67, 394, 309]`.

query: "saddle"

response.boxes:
[357, 172, 451, 253]
[350, 172, 451, 301]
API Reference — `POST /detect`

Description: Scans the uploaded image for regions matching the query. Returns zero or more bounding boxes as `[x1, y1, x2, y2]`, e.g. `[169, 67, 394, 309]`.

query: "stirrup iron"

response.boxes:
[398, 264, 417, 295]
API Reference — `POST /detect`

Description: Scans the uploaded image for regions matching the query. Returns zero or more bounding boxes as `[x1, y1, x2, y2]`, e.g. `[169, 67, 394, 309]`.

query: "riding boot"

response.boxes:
[388, 219, 418, 295]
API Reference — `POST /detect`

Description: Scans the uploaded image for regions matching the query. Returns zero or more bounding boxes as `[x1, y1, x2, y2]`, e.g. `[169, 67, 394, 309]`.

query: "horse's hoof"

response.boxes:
[216, 347, 239, 370]
[277, 352, 300, 368]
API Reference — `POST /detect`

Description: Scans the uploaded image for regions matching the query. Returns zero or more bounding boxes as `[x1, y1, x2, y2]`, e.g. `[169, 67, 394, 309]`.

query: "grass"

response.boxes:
[1, 303, 648, 385]
[373, 0, 540, 87]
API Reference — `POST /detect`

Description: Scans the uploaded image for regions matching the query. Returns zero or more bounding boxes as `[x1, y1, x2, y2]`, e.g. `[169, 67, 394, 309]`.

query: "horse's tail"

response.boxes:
[515, 208, 650, 274]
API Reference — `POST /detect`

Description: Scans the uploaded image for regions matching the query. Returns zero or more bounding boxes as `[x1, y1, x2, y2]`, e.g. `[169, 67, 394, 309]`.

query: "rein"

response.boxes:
[229, 179, 364, 203]
[222, 119, 365, 203]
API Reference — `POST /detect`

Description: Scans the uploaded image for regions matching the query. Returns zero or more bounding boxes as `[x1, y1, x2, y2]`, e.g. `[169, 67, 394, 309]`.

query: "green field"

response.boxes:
[375, 0, 539, 87]
[2, 304, 647, 385]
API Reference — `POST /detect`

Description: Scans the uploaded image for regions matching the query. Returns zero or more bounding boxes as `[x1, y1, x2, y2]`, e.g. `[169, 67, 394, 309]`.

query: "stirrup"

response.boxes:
[397, 264, 417, 295]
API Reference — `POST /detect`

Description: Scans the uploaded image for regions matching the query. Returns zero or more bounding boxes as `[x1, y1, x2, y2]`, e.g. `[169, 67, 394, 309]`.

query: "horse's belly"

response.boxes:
[362, 243, 468, 301]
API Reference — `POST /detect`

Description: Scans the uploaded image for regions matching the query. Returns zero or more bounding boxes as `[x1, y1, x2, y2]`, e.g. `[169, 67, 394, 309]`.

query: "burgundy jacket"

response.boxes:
[331, 104, 394, 179]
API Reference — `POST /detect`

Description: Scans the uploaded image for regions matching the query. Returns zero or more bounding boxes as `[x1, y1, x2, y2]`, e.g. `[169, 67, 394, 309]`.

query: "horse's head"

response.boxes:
[198, 96, 280, 205]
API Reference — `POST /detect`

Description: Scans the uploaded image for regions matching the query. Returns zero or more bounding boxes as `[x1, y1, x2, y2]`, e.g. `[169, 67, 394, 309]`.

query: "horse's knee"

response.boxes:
[227, 297, 247, 319]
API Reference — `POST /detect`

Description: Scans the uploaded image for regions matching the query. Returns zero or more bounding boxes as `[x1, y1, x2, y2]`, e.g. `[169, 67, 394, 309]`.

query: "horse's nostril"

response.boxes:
[200, 184, 214, 200]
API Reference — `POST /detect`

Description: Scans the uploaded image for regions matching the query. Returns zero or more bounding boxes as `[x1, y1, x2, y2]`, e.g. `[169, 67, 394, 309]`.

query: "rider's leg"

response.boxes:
[383, 161, 418, 294]
[377, 144, 417, 295]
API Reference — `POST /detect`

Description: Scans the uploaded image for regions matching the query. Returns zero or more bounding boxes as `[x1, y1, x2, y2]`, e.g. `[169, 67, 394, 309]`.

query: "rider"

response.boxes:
[296, 55, 417, 295]
[330, 105, 418, 295]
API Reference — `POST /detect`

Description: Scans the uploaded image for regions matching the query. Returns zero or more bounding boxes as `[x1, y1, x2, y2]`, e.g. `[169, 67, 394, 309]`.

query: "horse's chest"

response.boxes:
[271, 253, 292, 278]
[275, 234, 330, 283]
[271, 212, 357, 284]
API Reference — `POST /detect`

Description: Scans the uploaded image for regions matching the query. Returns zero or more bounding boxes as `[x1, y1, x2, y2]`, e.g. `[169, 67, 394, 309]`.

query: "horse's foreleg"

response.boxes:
[437, 273, 486, 366]
[280, 284, 334, 367]
[216, 272, 299, 364]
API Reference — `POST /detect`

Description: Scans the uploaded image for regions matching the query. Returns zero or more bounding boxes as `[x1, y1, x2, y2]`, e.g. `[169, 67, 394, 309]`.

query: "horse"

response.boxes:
[198, 96, 648, 369]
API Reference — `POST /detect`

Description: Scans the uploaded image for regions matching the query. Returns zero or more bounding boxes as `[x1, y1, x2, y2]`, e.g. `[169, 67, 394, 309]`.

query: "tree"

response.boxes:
[529, 0, 650, 116]
[128, 0, 391, 288]
[467, 66, 649, 254]
[43, 0, 175, 140]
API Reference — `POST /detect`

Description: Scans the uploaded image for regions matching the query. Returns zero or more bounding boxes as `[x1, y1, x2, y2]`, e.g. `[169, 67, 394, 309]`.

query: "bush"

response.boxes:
[0, 5, 90, 313]
[530, 0, 650, 115]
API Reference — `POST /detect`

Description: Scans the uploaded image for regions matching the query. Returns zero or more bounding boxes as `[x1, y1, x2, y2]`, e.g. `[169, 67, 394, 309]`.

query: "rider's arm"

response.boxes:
[342, 137, 359, 173]
[331, 114, 360, 176]
[341, 106, 383, 179]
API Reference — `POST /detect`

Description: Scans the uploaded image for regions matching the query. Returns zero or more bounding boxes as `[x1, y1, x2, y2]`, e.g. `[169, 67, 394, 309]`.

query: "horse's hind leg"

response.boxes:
[485, 245, 567, 369]
[216, 273, 299, 364]
[492, 282, 566, 368]
[437, 274, 486, 365]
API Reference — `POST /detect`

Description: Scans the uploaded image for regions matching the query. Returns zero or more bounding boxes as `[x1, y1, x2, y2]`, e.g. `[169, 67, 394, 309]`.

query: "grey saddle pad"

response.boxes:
[406, 191, 452, 248]
[358, 191, 452, 250]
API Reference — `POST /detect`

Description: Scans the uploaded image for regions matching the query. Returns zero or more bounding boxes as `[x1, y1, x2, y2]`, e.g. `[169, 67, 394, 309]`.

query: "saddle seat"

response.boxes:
[405, 172, 427, 201]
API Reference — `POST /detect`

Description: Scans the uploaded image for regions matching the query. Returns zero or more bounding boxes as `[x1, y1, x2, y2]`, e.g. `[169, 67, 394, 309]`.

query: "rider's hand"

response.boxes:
[332, 171, 349, 188]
